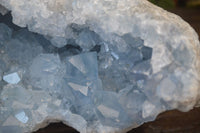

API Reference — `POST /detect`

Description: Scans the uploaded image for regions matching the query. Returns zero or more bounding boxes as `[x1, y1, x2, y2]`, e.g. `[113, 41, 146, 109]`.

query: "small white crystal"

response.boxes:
[157, 77, 177, 102]
[15, 111, 29, 124]
[3, 72, 21, 84]
[53, 100, 62, 106]
[68, 55, 87, 74]
[68, 82, 88, 96]
[142, 101, 156, 118]
[111, 52, 119, 60]
[97, 104, 119, 118]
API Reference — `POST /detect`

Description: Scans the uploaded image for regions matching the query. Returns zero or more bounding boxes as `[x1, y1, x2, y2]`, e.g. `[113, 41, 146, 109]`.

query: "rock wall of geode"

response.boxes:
[0, 0, 200, 133]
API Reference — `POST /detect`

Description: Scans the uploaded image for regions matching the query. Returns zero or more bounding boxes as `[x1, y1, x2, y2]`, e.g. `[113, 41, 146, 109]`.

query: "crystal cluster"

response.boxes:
[0, 0, 200, 133]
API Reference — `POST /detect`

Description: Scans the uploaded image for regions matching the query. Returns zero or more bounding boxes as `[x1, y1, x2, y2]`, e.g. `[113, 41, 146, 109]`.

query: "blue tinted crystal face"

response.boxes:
[29, 54, 63, 92]
[122, 33, 144, 48]
[0, 23, 12, 42]
[3, 72, 21, 84]
[65, 52, 98, 81]
[75, 28, 102, 50]
[0, 21, 154, 132]
[0, 126, 22, 133]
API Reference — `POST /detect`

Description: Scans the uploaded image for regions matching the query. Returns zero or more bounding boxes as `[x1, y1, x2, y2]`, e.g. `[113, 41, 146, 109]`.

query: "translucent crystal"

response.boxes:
[5, 29, 43, 66]
[75, 29, 101, 50]
[68, 82, 88, 96]
[65, 52, 98, 80]
[0, 126, 22, 133]
[29, 54, 64, 92]
[0, 23, 12, 42]
[3, 72, 20, 84]
[97, 104, 119, 118]
[15, 111, 29, 124]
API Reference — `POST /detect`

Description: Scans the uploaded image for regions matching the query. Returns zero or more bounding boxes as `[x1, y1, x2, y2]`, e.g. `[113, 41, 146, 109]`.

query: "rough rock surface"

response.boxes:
[0, 0, 200, 133]
[0, 4, 8, 15]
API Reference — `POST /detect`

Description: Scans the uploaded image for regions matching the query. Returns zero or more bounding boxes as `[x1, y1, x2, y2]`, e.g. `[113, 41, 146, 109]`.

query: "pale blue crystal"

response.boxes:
[3, 72, 20, 84]
[15, 111, 29, 124]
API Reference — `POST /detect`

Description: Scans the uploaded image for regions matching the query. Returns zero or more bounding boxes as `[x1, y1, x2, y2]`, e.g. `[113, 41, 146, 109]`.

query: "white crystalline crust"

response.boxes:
[0, 0, 200, 133]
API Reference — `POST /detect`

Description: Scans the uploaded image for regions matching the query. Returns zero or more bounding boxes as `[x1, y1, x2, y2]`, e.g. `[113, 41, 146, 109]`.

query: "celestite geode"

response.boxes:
[0, 0, 200, 133]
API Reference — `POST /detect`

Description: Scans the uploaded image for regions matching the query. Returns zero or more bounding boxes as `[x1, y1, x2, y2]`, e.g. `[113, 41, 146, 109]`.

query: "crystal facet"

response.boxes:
[3, 72, 21, 84]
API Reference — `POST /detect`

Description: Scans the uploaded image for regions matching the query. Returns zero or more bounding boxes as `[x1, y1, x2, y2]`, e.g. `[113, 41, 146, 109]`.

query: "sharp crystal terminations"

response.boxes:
[0, 0, 200, 133]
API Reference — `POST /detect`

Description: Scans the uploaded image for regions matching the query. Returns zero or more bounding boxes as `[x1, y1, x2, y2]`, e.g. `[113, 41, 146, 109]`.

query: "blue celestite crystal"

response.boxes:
[0, 0, 199, 132]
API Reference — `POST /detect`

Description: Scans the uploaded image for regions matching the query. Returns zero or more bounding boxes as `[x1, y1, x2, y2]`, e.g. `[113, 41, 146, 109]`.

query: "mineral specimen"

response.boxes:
[0, 0, 200, 133]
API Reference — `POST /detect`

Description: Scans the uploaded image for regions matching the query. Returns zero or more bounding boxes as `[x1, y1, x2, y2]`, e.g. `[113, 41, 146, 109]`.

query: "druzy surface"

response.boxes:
[0, 0, 200, 133]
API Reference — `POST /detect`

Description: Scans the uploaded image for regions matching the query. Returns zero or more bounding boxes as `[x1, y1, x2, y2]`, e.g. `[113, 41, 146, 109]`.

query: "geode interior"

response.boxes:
[0, 0, 200, 133]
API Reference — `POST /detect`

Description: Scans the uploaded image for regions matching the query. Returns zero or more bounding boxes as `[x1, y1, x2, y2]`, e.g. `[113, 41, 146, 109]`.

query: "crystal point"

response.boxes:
[3, 72, 20, 84]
